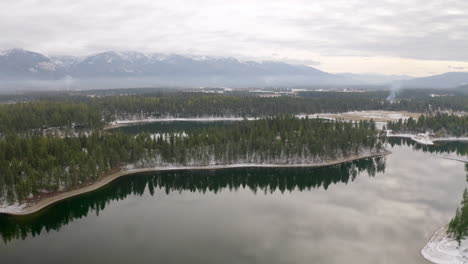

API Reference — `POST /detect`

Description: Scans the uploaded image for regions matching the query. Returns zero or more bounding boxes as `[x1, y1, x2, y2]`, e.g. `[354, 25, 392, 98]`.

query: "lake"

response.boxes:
[0, 124, 467, 264]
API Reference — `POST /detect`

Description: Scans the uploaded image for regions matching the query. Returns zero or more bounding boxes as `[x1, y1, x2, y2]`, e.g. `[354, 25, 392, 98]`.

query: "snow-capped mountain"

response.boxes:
[0, 49, 64, 79]
[0, 49, 355, 87]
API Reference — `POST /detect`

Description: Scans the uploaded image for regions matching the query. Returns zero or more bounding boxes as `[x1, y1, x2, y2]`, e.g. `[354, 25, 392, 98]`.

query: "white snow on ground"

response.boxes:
[434, 137, 468, 143]
[0, 202, 27, 214]
[113, 111, 419, 127]
[316, 110, 419, 121]
[421, 226, 468, 264]
[344, 111, 407, 120]
[443, 156, 468, 163]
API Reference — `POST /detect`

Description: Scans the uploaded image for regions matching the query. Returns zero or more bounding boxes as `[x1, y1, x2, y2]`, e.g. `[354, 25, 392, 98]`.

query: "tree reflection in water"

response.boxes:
[0, 157, 385, 244]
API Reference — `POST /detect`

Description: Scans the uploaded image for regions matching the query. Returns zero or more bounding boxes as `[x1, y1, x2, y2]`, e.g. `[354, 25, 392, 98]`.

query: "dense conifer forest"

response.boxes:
[0, 116, 384, 205]
[447, 164, 468, 244]
[448, 188, 468, 244]
[387, 113, 468, 137]
[3, 90, 468, 134]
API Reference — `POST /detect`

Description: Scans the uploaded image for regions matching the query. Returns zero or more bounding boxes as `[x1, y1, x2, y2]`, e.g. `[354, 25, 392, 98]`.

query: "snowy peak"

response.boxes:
[0, 49, 64, 79]
[0, 48, 356, 86]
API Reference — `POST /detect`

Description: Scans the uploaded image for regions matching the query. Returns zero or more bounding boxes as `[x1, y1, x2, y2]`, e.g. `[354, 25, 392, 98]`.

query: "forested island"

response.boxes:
[0, 115, 386, 211]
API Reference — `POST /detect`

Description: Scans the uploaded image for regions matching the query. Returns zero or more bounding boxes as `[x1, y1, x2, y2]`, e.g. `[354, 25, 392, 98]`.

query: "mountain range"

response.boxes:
[0, 48, 468, 89]
[0, 49, 354, 88]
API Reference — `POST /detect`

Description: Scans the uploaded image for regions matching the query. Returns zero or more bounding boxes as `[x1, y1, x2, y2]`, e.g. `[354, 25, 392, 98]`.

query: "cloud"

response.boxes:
[0, 0, 467, 74]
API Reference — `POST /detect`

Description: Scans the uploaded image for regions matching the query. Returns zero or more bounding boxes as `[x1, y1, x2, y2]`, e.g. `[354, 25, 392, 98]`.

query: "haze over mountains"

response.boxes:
[0, 49, 353, 89]
[1, 48, 468, 90]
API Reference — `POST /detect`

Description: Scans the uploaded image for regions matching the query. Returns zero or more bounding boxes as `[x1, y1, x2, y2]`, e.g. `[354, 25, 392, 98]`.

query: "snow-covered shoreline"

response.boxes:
[105, 110, 421, 130]
[387, 134, 468, 146]
[104, 116, 257, 130]
[316, 110, 421, 122]
[0, 151, 389, 216]
[387, 133, 435, 145]
[0, 202, 27, 214]
[116, 117, 255, 123]
[421, 226, 468, 264]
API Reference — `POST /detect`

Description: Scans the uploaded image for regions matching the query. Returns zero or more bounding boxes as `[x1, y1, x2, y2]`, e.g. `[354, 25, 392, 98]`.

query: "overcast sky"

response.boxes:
[1, 0, 468, 76]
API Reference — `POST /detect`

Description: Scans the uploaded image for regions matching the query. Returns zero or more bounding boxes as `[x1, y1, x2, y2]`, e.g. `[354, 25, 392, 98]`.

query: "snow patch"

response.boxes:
[421, 226, 468, 264]
[388, 133, 468, 146]
[114, 117, 256, 124]
[0, 202, 27, 214]
[37, 61, 57, 71]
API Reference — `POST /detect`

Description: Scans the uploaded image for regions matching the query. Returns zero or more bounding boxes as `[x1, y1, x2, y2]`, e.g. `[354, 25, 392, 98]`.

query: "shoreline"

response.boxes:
[421, 225, 468, 264]
[0, 151, 390, 216]
[103, 117, 255, 130]
[388, 134, 468, 146]
[103, 110, 423, 130]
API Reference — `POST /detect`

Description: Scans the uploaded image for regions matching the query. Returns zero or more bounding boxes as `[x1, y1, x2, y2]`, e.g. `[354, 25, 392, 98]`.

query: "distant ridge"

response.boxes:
[399, 72, 468, 89]
[0, 49, 356, 88]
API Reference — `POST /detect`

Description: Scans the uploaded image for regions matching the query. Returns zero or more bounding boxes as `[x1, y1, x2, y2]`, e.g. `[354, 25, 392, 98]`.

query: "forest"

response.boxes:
[0, 100, 103, 134]
[0, 116, 385, 205]
[3, 90, 468, 134]
[386, 113, 468, 137]
[447, 173, 468, 244]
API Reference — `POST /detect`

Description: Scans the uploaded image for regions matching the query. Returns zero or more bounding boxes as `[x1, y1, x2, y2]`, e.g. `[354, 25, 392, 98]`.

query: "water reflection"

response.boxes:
[388, 137, 468, 156]
[0, 157, 385, 243]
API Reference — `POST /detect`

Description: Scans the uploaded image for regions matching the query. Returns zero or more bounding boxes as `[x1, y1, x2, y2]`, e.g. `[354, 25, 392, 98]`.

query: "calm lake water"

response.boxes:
[1, 127, 467, 264]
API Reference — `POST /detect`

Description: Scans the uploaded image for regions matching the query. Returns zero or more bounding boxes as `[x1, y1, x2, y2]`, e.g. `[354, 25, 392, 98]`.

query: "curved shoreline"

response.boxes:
[421, 225, 468, 264]
[0, 151, 389, 216]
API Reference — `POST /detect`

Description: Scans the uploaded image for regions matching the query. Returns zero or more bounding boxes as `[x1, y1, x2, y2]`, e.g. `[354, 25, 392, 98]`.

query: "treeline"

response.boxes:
[0, 100, 103, 134]
[134, 116, 384, 167]
[0, 116, 385, 204]
[0, 132, 146, 204]
[447, 163, 468, 244]
[387, 113, 468, 137]
[97, 92, 458, 120]
[98, 92, 390, 119]
[0, 157, 385, 243]
[447, 188, 468, 244]
[3, 91, 468, 134]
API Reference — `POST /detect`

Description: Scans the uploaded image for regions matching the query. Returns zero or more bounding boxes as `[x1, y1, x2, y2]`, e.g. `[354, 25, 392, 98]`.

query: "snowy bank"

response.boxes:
[388, 133, 468, 146]
[421, 226, 468, 264]
[115, 117, 254, 123]
[316, 110, 421, 122]
[434, 137, 468, 143]
[104, 117, 257, 130]
[0, 202, 27, 215]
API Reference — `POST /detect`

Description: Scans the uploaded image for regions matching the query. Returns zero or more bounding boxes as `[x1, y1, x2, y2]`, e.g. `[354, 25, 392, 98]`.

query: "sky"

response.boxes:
[1, 0, 468, 76]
